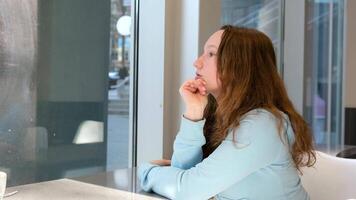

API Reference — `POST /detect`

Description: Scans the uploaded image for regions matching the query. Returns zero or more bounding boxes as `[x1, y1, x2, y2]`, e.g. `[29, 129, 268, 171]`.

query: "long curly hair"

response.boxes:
[202, 25, 315, 171]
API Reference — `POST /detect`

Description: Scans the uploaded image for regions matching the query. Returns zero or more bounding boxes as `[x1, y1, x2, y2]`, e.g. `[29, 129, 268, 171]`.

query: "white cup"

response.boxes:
[0, 171, 6, 200]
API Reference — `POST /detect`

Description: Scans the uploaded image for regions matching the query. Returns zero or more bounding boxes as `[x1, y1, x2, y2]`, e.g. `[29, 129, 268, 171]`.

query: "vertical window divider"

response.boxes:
[130, 0, 140, 193]
[326, 0, 334, 150]
[341, 0, 348, 150]
[280, 0, 286, 78]
[131, 0, 139, 169]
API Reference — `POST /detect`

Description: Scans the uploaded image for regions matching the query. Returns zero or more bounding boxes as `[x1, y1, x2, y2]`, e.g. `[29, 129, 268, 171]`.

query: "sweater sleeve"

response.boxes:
[138, 114, 284, 200]
[170, 116, 206, 170]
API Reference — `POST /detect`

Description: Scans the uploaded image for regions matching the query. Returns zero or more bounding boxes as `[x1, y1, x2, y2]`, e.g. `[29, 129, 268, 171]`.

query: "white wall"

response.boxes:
[136, 0, 165, 165]
[162, 0, 200, 159]
[162, 0, 221, 159]
[138, 0, 221, 163]
[345, 0, 356, 107]
[162, 0, 181, 159]
[198, 0, 221, 55]
[137, 0, 202, 164]
[283, 0, 305, 114]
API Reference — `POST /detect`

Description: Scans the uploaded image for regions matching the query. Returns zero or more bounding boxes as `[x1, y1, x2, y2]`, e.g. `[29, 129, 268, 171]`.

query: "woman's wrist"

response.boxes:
[183, 107, 204, 121]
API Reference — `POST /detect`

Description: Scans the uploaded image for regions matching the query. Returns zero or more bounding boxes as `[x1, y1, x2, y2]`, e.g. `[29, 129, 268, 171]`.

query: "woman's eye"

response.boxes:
[208, 52, 215, 57]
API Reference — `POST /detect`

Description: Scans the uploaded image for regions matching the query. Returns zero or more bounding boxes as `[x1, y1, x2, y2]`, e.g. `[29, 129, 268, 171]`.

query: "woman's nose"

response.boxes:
[193, 56, 203, 69]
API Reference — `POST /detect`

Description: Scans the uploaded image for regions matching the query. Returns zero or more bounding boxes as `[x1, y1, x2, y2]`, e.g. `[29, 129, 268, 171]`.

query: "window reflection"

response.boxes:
[0, 0, 132, 186]
[221, 0, 284, 70]
[107, 0, 131, 171]
[0, 0, 38, 186]
[304, 0, 344, 148]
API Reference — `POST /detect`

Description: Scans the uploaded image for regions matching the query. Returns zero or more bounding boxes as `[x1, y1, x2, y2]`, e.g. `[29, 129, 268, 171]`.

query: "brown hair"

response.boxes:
[202, 25, 315, 171]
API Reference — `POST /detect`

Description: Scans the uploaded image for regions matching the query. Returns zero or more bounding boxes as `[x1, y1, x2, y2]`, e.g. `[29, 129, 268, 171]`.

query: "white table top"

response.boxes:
[6, 178, 162, 200]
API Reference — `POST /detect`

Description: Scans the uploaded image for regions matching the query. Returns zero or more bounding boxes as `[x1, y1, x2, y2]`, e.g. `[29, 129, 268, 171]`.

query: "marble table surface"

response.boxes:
[5, 168, 166, 200]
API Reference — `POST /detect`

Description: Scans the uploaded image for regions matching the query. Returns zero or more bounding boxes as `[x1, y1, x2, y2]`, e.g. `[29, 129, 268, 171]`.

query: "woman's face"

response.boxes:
[194, 30, 224, 98]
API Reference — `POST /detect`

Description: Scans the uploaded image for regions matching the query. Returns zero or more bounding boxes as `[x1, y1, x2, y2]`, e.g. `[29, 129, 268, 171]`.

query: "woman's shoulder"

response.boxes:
[240, 108, 283, 125]
[227, 108, 288, 141]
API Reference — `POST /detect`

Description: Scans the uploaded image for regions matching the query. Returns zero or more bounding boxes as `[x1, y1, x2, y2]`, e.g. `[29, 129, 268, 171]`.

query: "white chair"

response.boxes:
[300, 151, 356, 200]
[72, 120, 104, 144]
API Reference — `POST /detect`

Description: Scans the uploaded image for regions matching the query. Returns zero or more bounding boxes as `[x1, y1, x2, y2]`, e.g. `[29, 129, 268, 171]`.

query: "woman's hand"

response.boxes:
[179, 79, 208, 121]
[150, 159, 171, 166]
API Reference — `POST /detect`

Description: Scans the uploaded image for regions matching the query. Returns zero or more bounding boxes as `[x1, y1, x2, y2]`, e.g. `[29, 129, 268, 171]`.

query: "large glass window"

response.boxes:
[0, 0, 134, 186]
[221, 0, 284, 71]
[107, 0, 132, 171]
[304, 0, 344, 149]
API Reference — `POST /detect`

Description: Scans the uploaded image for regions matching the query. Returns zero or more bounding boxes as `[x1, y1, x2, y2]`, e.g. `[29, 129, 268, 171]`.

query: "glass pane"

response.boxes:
[221, 0, 284, 71]
[107, 0, 131, 171]
[304, 0, 344, 149]
[0, 0, 133, 186]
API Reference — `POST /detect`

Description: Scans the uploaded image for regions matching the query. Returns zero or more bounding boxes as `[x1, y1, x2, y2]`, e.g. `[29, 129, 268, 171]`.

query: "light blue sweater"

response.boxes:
[138, 109, 309, 200]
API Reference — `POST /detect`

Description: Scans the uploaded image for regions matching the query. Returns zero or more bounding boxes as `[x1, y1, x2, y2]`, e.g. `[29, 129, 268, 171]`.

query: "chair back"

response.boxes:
[73, 120, 104, 144]
[300, 151, 356, 200]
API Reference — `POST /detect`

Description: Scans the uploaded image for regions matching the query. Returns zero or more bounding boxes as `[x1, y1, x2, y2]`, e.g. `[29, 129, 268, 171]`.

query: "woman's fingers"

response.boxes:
[195, 79, 207, 95]
[183, 81, 198, 93]
[181, 79, 207, 96]
[197, 78, 207, 85]
[183, 84, 197, 93]
[150, 159, 171, 166]
[191, 80, 206, 93]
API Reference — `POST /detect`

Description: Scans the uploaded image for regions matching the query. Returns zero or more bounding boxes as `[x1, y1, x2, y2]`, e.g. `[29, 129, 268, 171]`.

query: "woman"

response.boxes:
[138, 25, 315, 200]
